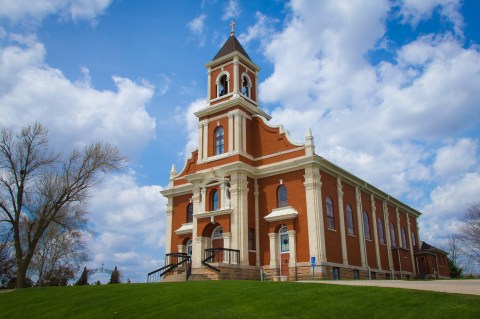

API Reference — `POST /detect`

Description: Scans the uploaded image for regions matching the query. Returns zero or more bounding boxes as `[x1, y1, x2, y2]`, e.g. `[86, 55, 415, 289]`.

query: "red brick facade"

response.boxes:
[160, 33, 446, 282]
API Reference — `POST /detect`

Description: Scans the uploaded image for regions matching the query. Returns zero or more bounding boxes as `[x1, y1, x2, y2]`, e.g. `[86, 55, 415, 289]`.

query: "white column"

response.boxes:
[383, 201, 394, 272]
[207, 68, 212, 103]
[337, 177, 348, 265]
[202, 122, 208, 159]
[200, 186, 206, 213]
[407, 214, 416, 275]
[230, 172, 249, 265]
[165, 196, 173, 254]
[228, 112, 234, 154]
[197, 122, 203, 161]
[223, 232, 231, 263]
[371, 195, 381, 270]
[234, 113, 240, 153]
[268, 233, 278, 267]
[242, 114, 247, 153]
[303, 165, 326, 263]
[288, 230, 297, 266]
[192, 182, 201, 267]
[254, 179, 260, 266]
[396, 208, 402, 248]
[233, 57, 239, 95]
[255, 71, 259, 102]
[355, 187, 366, 268]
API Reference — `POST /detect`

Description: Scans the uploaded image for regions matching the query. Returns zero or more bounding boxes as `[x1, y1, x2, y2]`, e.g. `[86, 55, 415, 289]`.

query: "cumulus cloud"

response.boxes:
[253, 0, 480, 227]
[433, 138, 478, 178]
[222, 0, 241, 21]
[238, 12, 278, 47]
[0, 33, 156, 158]
[87, 172, 165, 282]
[178, 98, 206, 160]
[187, 14, 207, 46]
[397, 0, 464, 36]
[0, 0, 112, 23]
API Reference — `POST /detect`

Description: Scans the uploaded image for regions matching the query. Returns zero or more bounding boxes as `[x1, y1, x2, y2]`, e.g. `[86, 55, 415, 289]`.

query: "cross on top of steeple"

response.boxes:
[229, 20, 235, 36]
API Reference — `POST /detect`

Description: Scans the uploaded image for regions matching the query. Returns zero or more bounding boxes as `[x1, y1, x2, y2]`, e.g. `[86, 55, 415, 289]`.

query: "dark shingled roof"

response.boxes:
[213, 35, 251, 61]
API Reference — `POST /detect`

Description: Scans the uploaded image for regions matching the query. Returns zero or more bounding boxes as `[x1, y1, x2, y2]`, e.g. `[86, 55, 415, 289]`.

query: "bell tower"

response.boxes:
[194, 21, 270, 164]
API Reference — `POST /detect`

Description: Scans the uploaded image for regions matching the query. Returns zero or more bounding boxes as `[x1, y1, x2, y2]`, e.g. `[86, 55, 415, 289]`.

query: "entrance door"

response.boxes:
[211, 226, 224, 263]
[279, 226, 289, 278]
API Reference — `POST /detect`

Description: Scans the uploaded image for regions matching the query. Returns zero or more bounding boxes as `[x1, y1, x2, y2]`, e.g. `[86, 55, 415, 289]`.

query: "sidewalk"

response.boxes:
[299, 279, 480, 296]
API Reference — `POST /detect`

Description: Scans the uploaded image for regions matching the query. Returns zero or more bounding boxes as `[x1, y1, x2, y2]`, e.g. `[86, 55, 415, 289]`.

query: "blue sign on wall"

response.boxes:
[310, 256, 316, 266]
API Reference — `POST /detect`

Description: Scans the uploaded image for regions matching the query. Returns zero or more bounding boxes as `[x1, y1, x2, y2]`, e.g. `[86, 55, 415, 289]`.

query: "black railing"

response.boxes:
[147, 253, 191, 283]
[201, 248, 240, 272]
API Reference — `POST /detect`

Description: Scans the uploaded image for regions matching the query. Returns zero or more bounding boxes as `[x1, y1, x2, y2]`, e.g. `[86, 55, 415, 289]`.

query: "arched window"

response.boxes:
[390, 223, 396, 247]
[242, 74, 251, 98]
[214, 127, 224, 155]
[346, 204, 354, 235]
[212, 226, 223, 239]
[279, 225, 289, 252]
[326, 196, 335, 229]
[377, 218, 384, 244]
[363, 211, 371, 240]
[412, 231, 417, 250]
[186, 203, 193, 223]
[401, 227, 407, 249]
[211, 189, 219, 211]
[218, 74, 228, 97]
[277, 185, 288, 208]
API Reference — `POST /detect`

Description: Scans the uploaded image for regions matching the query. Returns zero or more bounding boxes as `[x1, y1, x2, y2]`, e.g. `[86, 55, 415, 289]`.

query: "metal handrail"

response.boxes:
[201, 248, 240, 272]
[147, 253, 191, 283]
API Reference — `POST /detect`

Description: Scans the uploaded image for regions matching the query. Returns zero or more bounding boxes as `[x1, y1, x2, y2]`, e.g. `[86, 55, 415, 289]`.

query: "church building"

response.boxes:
[155, 25, 449, 281]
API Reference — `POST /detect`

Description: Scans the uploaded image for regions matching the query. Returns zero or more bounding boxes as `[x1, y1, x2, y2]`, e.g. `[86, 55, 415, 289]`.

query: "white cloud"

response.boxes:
[420, 173, 480, 242]
[87, 172, 166, 282]
[222, 0, 241, 21]
[0, 33, 156, 158]
[187, 14, 207, 46]
[238, 12, 278, 47]
[397, 0, 464, 36]
[433, 138, 478, 178]
[0, 0, 112, 23]
[179, 98, 206, 160]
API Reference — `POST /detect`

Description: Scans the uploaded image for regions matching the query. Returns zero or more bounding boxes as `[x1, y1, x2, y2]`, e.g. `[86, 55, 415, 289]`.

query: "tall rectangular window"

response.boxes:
[248, 228, 255, 251]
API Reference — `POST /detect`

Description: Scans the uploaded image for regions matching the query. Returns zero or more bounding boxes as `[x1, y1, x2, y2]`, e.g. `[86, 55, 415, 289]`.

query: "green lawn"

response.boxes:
[1, 281, 479, 319]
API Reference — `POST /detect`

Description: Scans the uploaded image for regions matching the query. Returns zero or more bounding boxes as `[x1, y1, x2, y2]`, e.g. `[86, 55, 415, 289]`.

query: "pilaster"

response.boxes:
[197, 122, 204, 161]
[288, 230, 297, 266]
[233, 56, 239, 94]
[407, 214, 416, 275]
[192, 182, 201, 267]
[371, 195, 381, 270]
[396, 208, 402, 248]
[202, 122, 208, 159]
[355, 187, 366, 267]
[383, 201, 394, 272]
[207, 67, 212, 102]
[337, 177, 348, 265]
[268, 233, 278, 267]
[230, 171, 249, 265]
[303, 165, 326, 263]
[228, 111, 234, 153]
[165, 196, 173, 254]
[254, 179, 260, 266]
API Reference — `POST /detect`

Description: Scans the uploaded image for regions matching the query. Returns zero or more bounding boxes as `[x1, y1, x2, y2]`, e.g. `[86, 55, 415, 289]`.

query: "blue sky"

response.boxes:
[1, 0, 479, 282]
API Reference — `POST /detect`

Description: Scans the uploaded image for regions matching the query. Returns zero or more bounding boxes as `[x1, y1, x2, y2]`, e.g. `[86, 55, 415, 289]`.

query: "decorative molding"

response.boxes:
[175, 223, 193, 235]
[264, 206, 299, 222]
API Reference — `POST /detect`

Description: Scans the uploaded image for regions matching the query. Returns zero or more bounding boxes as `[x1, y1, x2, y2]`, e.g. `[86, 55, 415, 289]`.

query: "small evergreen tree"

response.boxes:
[109, 266, 121, 284]
[75, 267, 89, 285]
[448, 258, 463, 278]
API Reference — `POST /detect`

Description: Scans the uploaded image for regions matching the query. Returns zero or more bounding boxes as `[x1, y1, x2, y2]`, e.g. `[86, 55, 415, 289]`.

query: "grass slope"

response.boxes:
[1, 281, 479, 319]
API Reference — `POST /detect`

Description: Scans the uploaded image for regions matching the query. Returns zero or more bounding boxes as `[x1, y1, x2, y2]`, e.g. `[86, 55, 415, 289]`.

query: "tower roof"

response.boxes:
[212, 35, 252, 62]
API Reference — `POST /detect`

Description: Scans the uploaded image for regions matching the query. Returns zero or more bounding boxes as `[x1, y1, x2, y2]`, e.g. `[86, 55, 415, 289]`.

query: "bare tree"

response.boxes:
[0, 123, 126, 288]
[442, 234, 471, 276]
[458, 202, 480, 268]
[30, 223, 89, 286]
[0, 240, 15, 287]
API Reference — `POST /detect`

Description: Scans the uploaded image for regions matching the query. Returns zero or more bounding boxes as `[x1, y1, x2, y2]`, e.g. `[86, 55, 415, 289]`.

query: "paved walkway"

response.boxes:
[299, 280, 480, 296]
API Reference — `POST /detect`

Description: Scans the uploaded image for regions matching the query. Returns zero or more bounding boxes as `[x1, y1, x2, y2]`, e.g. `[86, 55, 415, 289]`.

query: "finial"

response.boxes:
[170, 164, 177, 175]
[229, 20, 236, 36]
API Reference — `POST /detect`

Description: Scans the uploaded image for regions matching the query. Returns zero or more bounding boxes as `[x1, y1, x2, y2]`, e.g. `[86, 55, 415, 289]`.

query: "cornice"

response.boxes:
[195, 95, 271, 120]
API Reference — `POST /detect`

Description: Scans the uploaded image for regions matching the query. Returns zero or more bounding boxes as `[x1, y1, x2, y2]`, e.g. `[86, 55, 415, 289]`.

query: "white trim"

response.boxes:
[254, 146, 305, 161]
[175, 223, 193, 235]
[264, 206, 299, 222]
[215, 71, 230, 98]
[195, 208, 233, 219]
[252, 114, 303, 147]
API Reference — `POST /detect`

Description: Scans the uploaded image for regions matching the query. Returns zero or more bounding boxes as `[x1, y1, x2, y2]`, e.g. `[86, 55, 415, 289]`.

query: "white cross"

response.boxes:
[230, 20, 235, 36]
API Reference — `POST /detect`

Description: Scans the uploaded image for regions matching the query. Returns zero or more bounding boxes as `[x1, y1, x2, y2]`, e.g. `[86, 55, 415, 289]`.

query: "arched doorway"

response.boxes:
[211, 226, 224, 262]
[279, 225, 289, 277]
